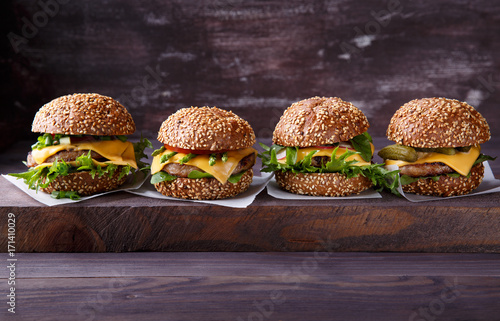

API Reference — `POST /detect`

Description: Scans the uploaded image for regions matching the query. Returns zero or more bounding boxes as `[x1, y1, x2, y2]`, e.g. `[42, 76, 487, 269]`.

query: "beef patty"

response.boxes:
[399, 162, 456, 177]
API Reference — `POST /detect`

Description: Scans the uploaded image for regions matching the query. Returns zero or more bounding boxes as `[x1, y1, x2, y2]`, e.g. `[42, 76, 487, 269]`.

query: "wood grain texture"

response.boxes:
[4, 252, 500, 278]
[1, 139, 499, 253]
[1, 175, 499, 253]
[0, 253, 499, 320]
[2, 0, 499, 149]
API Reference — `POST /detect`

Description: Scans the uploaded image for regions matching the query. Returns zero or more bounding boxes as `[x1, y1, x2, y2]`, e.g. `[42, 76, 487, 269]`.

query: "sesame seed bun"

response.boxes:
[275, 171, 372, 197]
[387, 97, 490, 148]
[154, 169, 253, 200]
[158, 107, 256, 151]
[402, 163, 484, 197]
[273, 97, 370, 147]
[32, 93, 136, 136]
[40, 167, 128, 196]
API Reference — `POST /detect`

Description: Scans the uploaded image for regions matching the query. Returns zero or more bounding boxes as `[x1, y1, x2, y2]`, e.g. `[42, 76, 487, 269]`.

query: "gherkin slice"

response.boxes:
[456, 146, 472, 153]
[378, 144, 418, 162]
[414, 147, 456, 155]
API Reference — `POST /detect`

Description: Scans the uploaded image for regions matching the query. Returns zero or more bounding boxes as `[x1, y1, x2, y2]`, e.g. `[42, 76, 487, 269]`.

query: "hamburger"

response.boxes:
[259, 96, 396, 196]
[9, 93, 149, 199]
[379, 97, 496, 197]
[150, 106, 257, 200]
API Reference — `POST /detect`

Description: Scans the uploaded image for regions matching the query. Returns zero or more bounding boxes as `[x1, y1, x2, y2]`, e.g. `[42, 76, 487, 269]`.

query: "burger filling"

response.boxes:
[27, 150, 105, 167]
[274, 141, 373, 167]
[379, 144, 496, 184]
[151, 146, 257, 185]
[161, 153, 255, 178]
[259, 132, 401, 195]
[9, 133, 151, 199]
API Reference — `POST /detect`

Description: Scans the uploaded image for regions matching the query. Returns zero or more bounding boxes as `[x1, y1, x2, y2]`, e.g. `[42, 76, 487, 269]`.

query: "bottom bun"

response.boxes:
[275, 171, 372, 197]
[41, 167, 128, 196]
[154, 169, 253, 200]
[402, 163, 484, 197]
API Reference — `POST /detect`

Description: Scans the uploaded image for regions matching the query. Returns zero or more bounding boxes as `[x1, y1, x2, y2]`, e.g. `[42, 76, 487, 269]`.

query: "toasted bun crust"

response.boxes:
[40, 167, 128, 196]
[154, 169, 253, 200]
[402, 163, 484, 197]
[387, 97, 490, 148]
[272, 97, 370, 147]
[32, 93, 135, 136]
[275, 171, 372, 197]
[158, 107, 256, 151]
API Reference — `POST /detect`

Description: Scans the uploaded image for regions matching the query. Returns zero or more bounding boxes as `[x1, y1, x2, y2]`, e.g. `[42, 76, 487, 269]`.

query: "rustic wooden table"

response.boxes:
[0, 253, 499, 320]
[1, 140, 499, 320]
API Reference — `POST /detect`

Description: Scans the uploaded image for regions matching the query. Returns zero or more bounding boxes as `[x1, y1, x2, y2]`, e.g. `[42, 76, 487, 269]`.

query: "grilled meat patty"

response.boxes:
[162, 152, 256, 178]
[311, 156, 329, 167]
[399, 162, 455, 177]
[27, 150, 104, 167]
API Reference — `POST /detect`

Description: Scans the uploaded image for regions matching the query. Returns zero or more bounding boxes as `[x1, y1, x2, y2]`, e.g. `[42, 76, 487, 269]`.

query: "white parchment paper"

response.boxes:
[126, 172, 273, 208]
[2, 170, 148, 206]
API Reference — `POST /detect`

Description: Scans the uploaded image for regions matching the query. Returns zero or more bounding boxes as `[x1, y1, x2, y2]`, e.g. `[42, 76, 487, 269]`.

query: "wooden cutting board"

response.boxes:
[1, 175, 499, 253]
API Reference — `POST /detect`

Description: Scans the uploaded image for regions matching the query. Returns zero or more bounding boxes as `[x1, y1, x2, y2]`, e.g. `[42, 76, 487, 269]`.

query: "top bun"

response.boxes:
[273, 96, 370, 147]
[32, 93, 135, 135]
[387, 97, 490, 148]
[158, 106, 256, 151]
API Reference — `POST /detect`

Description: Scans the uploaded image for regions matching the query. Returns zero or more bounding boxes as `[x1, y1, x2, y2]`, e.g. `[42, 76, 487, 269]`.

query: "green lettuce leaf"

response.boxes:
[258, 143, 401, 195]
[187, 170, 214, 179]
[51, 191, 80, 200]
[133, 136, 153, 171]
[8, 159, 71, 191]
[473, 153, 497, 166]
[151, 171, 177, 184]
[349, 132, 373, 162]
[227, 171, 246, 183]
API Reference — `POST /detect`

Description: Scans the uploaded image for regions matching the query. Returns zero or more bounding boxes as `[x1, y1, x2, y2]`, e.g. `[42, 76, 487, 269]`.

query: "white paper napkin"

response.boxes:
[126, 172, 273, 208]
[2, 170, 148, 206]
[387, 161, 500, 202]
[266, 177, 382, 200]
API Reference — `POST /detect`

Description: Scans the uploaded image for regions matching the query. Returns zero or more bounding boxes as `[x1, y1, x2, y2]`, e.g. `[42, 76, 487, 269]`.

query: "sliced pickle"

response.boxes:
[456, 146, 471, 153]
[414, 147, 456, 155]
[378, 144, 418, 162]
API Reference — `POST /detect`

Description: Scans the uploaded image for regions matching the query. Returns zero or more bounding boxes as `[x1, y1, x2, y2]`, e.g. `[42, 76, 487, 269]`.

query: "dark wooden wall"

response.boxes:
[2, 0, 499, 148]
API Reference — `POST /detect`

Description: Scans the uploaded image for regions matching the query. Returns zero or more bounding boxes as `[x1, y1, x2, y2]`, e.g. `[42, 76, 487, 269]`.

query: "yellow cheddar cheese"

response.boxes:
[151, 147, 257, 184]
[31, 140, 138, 169]
[385, 146, 480, 176]
[277, 143, 375, 166]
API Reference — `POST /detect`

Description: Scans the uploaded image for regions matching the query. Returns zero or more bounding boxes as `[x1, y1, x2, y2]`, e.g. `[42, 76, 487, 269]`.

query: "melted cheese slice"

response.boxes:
[31, 140, 138, 169]
[385, 146, 480, 176]
[151, 147, 257, 184]
[278, 143, 375, 166]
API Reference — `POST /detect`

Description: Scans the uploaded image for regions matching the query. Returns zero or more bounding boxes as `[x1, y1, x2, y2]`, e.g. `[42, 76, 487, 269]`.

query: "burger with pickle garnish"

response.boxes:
[378, 97, 496, 196]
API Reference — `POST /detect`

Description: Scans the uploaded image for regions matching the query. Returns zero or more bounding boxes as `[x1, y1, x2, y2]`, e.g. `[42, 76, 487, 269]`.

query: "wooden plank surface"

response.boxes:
[0, 252, 499, 320]
[1, 138, 499, 253]
[1, 175, 500, 253]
